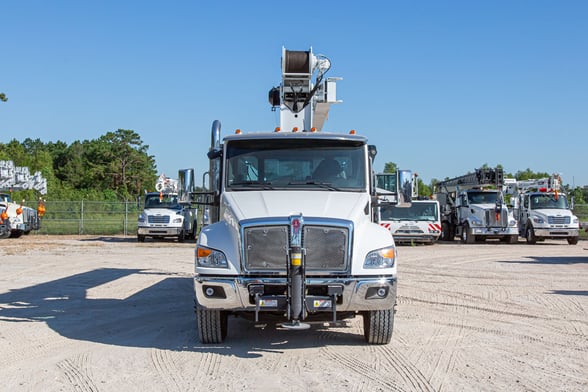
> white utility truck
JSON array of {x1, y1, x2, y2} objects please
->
[
  {"x1": 0, "y1": 160, "x2": 46, "y2": 239},
  {"x1": 504, "y1": 175, "x2": 579, "y2": 244},
  {"x1": 379, "y1": 200, "x2": 441, "y2": 244},
  {"x1": 192, "y1": 47, "x2": 412, "y2": 344},
  {"x1": 137, "y1": 172, "x2": 198, "y2": 242},
  {"x1": 434, "y1": 167, "x2": 518, "y2": 243}
]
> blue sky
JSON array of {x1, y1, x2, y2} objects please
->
[{"x1": 2, "y1": 1, "x2": 587, "y2": 187}]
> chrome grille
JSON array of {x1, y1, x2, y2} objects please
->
[
  {"x1": 548, "y1": 216, "x2": 570, "y2": 224},
  {"x1": 244, "y1": 225, "x2": 289, "y2": 270},
  {"x1": 243, "y1": 221, "x2": 350, "y2": 273},
  {"x1": 148, "y1": 215, "x2": 170, "y2": 224},
  {"x1": 303, "y1": 225, "x2": 348, "y2": 271},
  {"x1": 485, "y1": 209, "x2": 508, "y2": 227}
]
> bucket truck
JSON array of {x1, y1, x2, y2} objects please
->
[
  {"x1": 434, "y1": 167, "x2": 518, "y2": 243},
  {"x1": 191, "y1": 47, "x2": 413, "y2": 344},
  {"x1": 504, "y1": 175, "x2": 579, "y2": 244}
]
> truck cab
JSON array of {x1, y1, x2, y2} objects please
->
[
  {"x1": 514, "y1": 192, "x2": 579, "y2": 244},
  {"x1": 137, "y1": 191, "x2": 197, "y2": 242},
  {"x1": 379, "y1": 199, "x2": 441, "y2": 244},
  {"x1": 0, "y1": 193, "x2": 40, "y2": 238}
]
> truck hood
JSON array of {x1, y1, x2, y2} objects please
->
[
  {"x1": 223, "y1": 191, "x2": 370, "y2": 222},
  {"x1": 143, "y1": 207, "x2": 181, "y2": 215}
]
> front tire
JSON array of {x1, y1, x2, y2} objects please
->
[
  {"x1": 363, "y1": 309, "x2": 394, "y2": 345},
  {"x1": 461, "y1": 224, "x2": 475, "y2": 244},
  {"x1": 137, "y1": 235, "x2": 145, "y2": 243},
  {"x1": 196, "y1": 307, "x2": 228, "y2": 344},
  {"x1": 525, "y1": 225, "x2": 537, "y2": 244},
  {"x1": 567, "y1": 236, "x2": 579, "y2": 245}
]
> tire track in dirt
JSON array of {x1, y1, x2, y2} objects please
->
[
  {"x1": 150, "y1": 349, "x2": 187, "y2": 392},
  {"x1": 56, "y1": 353, "x2": 98, "y2": 392}
]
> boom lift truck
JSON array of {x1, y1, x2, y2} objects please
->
[
  {"x1": 504, "y1": 175, "x2": 579, "y2": 244},
  {"x1": 137, "y1": 172, "x2": 198, "y2": 242},
  {"x1": 192, "y1": 47, "x2": 412, "y2": 344},
  {"x1": 0, "y1": 160, "x2": 46, "y2": 239},
  {"x1": 434, "y1": 167, "x2": 518, "y2": 243}
]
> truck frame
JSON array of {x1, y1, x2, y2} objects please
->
[
  {"x1": 192, "y1": 47, "x2": 411, "y2": 344},
  {"x1": 434, "y1": 167, "x2": 518, "y2": 243}
]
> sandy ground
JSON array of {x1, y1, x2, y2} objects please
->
[{"x1": 0, "y1": 235, "x2": 587, "y2": 392}]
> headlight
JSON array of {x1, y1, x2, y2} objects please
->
[
  {"x1": 470, "y1": 218, "x2": 483, "y2": 226},
  {"x1": 573, "y1": 216, "x2": 579, "y2": 224},
  {"x1": 138, "y1": 213, "x2": 146, "y2": 223},
  {"x1": 173, "y1": 217, "x2": 183, "y2": 224},
  {"x1": 532, "y1": 216, "x2": 544, "y2": 224},
  {"x1": 509, "y1": 219, "x2": 517, "y2": 226},
  {"x1": 196, "y1": 246, "x2": 228, "y2": 268},
  {"x1": 364, "y1": 246, "x2": 395, "y2": 269}
]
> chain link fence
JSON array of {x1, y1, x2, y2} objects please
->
[
  {"x1": 14, "y1": 200, "x2": 588, "y2": 237},
  {"x1": 33, "y1": 200, "x2": 141, "y2": 235}
]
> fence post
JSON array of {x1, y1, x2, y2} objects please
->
[
  {"x1": 124, "y1": 200, "x2": 128, "y2": 236},
  {"x1": 80, "y1": 200, "x2": 84, "y2": 235}
]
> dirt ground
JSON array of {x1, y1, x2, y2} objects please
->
[{"x1": 0, "y1": 235, "x2": 587, "y2": 392}]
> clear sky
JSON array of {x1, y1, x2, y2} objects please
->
[{"x1": 2, "y1": 1, "x2": 587, "y2": 187}]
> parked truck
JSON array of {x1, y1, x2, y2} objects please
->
[
  {"x1": 137, "y1": 172, "x2": 198, "y2": 242},
  {"x1": 379, "y1": 200, "x2": 441, "y2": 244},
  {"x1": 0, "y1": 160, "x2": 46, "y2": 239},
  {"x1": 504, "y1": 175, "x2": 579, "y2": 244},
  {"x1": 434, "y1": 167, "x2": 518, "y2": 243},
  {"x1": 192, "y1": 47, "x2": 412, "y2": 344}
]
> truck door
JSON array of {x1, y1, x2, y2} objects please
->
[{"x1": 520, "y1": 195, "x2": 530, "y2": 225}]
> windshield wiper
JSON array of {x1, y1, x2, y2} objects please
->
[
  {"x1": 287, "y1": 180, "x2": 342, "y2": 191},
  {"x1": 230, "y1": 181, "x2": 274, "y2": 190}
]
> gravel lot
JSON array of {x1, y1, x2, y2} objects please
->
[{"x1": 0, "y1": 235, "x2": 587, "y2": 391}]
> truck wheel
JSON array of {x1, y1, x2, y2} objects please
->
[
  {"x1": 178, "y1": 230, "x2": 185, "y2": 243},
  {"x1": 363, "y1": 309, "x2": 394, "y2": 344},
  {"x1": 525, "y1": 225, "x2": 537, "y2": 244},
  {"x1": 567, "y1": 236, "x2": 579, "y2": 245},
  {"x1": 461, "y1": 224, "x2": 475, "y2": 244},
  {"x1": 196, "y1": 307, "x2": 228, "y2": 344},
  {"x1": 137, "y1": 235, "x2": 145, "y2": 243},
  {"x1": 507, "y1": 234, "x2": 518, "y2": 244},
  {"x1": 441, "y1": 222, "x2": 453, "y2": 241}
]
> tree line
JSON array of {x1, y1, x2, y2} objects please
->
[{"x1": 0, "y1": 129, "x2": 157, "y2": 203}]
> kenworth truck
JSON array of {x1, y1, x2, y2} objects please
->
[
  {"x1": 504, "y1": 175, "x2": 579, "y2": 244},
  {"x1": 137, "y1": 172, "x2": 198, "y2": 242},
  {"x1": 434, "y1": 167, "x2": 518, "y2": 243},
  {"x1": 192, "y1": 47, "x2": 411, "y2": 344}
]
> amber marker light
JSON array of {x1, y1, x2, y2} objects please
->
[
  {"x1": 380, "y1": 248, "x2": 395, "y2": 259},
  {"x1": 274, "y1": 127, "x2": 281, "y2": 132},
  {"x1": 197, "y1": 247, "x2": 212, "y2": 258},
  {"x1": 235, "y1": 129, "x2": 242, "y2": 134},
  {"x1": 349, "y1": 130, "x2": 356, "y2": 135},
  {"x1": 292, "y1": 127, "x2": 298, "y2": 132},
  {"x1": 310, "y1": 127, "x2": 317, "y2": 132}
]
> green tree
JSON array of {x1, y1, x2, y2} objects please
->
[
  {"x1": 0, "y1": 93, "x2": 6, "y2": 102},
  {"x1": 383, "y1": 162, "x2": 397, "y2": 174}
]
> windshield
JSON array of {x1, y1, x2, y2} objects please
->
[
  {"x1": 225, "y1": 138, "x2": 366, "y2": 191},
  {"x1": 144, "y1": 194, "x2": 180, "y2": 209},
  {"x1": 380, "y1": 202, "x2": 438, "y2": 222},
  {"x1": 530, "y1": 194, "x2": 569, "y2": 210},
  {"x1": 467, "y1": 191, "x2": 498, "y2": 204}
]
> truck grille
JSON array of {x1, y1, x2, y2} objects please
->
[
  {"x1": 148, "y1": 215, "x2": 170, "y2": 224},
  {"x1": 243, "y1": 222, "x2": 350, "y2": 273},
  {"x1": 485, "y1": 209, "x2": 508, "y2": 227},
  {"x1": 548, "y1": 216, "x2": 570, "y2": 224}
]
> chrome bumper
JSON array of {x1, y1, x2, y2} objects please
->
[
  {"x1": 534, "y1": 228, "x2": 579, "y2": 237},
  {"x1": 137, "y1": 226, "x2": 181, "y2": 236},
  {"x1": 470, "y1": 226, "x2": 518, "y2": 236},
  {"x1": 194, "y1": 275, "x2": 397, "y2": 312}
]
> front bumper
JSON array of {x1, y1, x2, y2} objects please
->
[
  {"x1": 194, "y1": 275, "x2": 397, "y2": 312},
  {"x1": 534, "y1": 227, "x2": 579, "y2": 237},
  {"x1": 393, "y1": 234, "x2": 439, "y2": 243},
  {"x1": 137, "y1": 226, "x2": 182, "y2": 236},
  {"x1": 469, "y1": 226, "x2": 518, "y2": 237}
]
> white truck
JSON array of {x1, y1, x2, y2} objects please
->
[
  {"x1": 504, "y1": 175, "x2": 579, "y2": 244},
  {"x1": 434, "y1": 167, "x2": 518, "y2": 243},
  {"x1": 379, "y1": 200, "x2": 441, "y2": 244},
  {"x1": 137, "y1": 172, "x2": 198, "y2": 242},
  {"x1": 0, "y1": 160, "x2": 46, "y2": 239},
  {"x1": 192, "y1": 47, "x2": 412, "y2": 344}
]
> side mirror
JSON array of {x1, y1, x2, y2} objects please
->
[{"x1": 396, "y1": 170, "x2": 413, "y2": 207}]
